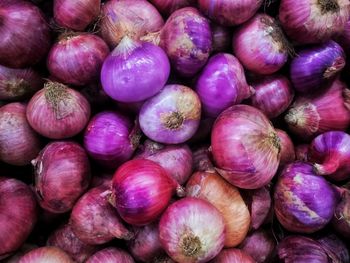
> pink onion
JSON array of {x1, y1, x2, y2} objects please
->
[
  {"x1": 27, "y1": 81, "x2": 91, "y2": 139},
  {"x1": 295, "y1": 144, "x2": 310, "y2": 161},
  {"x1": 149, "y1": 0, "x2": 195, "y2": 16},
  {"x1": 332, "y1": 188, "x2": 350, "y2": 239},
  {"x1": 159, "y1": 197, "x2": 225, "y2": 262},
  {"x1": 33, "y1": 141, "x2": 91, "y2": 213},
  {"x1": 19, "y1": 247, "x2": 73, "y2": 263},
  {"x1": 0, "y1": 177, "x2": 37, "y2": 260},
  {"x1": 276, "y1": 129, "x2": 296, "y2": 167},
  {"x1": 210, "y1": 248, "x2": 255, "y2": 263},
  {"x1": 86, "y1": 248, "x2": 134, "y2": 263},
  {"x1": 211, "y1": 24, "x2": 232, "y2": 53},
  {"x1": 0, "y1": 103, "x2": 41, "y2": 166}
]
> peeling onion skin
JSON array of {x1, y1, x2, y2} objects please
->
[
  {"x1": 149, "y1": 0, "x2": 196, "y2": 16},
  {"x1": 86, "y1": 248, "x2": 134, "y2": 263},
  {"x1": 18, "y1": 247, "x2": 73, "y2": 263},
  {"x1": 210, "y1": 248, "x2": 255, "y2": 263}
]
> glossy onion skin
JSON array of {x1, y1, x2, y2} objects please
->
[
  {"x1": 18, "y1": 247, "x2": 73, "y2": 263},
  {"x1": 210, "y1": 248, "x2": 255, "y2": 263},
  {"x1": 86, "y1": 248, "x2": 134, "y2": 263}
]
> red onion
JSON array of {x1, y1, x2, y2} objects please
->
[
  {"x1": 276, "y1": 129, "x2": 295, "y2": 167},
  {"x1": 159, "y1": 197, "x2": 225, "y2": 262},
  {"x1": 84, "y1": 111, "x2": 140, "y2": 169},
  {"x1": 70, "y1": 185, "x2": 133, "y2": 245},
  {"x1": 279, "y1": 0, "x2": 350, "y2": 44},
  {"x1": 210, "y1": 248, "x2": 255, "y2": 263},
  {"x1": 192, "y1": 145, "x2": 214, "y2": 172},
  {"x1": 100, "y1": 0, "x2": 164, "y2": 48},
  {"x1": 27, "y1": 82, "x2": 91, "y2": 139},
  {"x1": 316, "y1": 233, "x2": 350, "y2": 262},
  {"x1": 337, "y1": 19, "x2": 350, "y2": 54},
  {"x1": 86, "y1": 248, "x2": 134, "y2": 263},
  {"x1": 232, "y1": 14, "x2": 290, "y2": 75},
  {"x1": 33, "y1": 141, "x2": 91, "y2": 213},
  {"x1": 274, "y1": 162, "x2": 339, "y2": 233},
  {"x1": 0, "y1": 103, "x2": 41, "y2": 166},
  {"x1": 47, "y1": 33, "x2": 109, "y2": 86},
  {"x1": 53, "y1": 0, "x2": 100, "y2": 31},
  {"x1": 195, "y1": 53, "x2": 253, "y2": 118},
  {"x1": 211, "y1": 24, "x2": 232, "y2": 53},
  {"x1": 332, "y1": 188, "x2": 350, "y2": 239},
  {"x1": 101, "y1": 37, "x2": 170, "y2": 103},
  {"x1": 19, "y1": 247, "x2": 73, "y2": 263},
  {"x1": 295, "y1": 144, "x2": 310, "y2": 161},
  {"x1": 211, "y1": 105, "x2": 281, "y2": 189},
  {"x1": 198, "y1": 0, "x2": 262, "y2": 26},
  {"x1": 0, "y1": 65, "x2": 43, "y2": 101},
  {"x1": 149, "y1": 0, "x2": 195, "y2": 16},
  {"x1": 285, "y1": 79, "x2": 350, "y2": 140},
  {"x1": 139, "y1": 84, "x2": 201, "y2": 144},
  {"x1": 0, "y1": 0, "x2": 51, "y2": 68},
  {"x1": 0, "y1": 178, "x2": 37, "y2": 260}
]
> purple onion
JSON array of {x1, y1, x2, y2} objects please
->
[
  {"x1": 86, "y1": 248, "x2": 134, "y2": 263},
  {"x1": 316, "y1": 233, "x2": 350, "y2": 262},
  {"x1": 276, "y1": 129, "x2": 296, "y2": 167},
  {"x1": 332, "y1": 188, "x2": 350, "y2": 239},
  {"x1": 211, "y1": 24, "x2": 232, "y2": 53}
]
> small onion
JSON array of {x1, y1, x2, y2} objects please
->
[
  {"x1": 276, "y1": 129, "x2": 296, "y2": 167},
  {"x1": 27, "y1": 82, "x2": 91, "y2": 139},
  {"x1": 210, "y1": 248, "x2": 255, "y2": 263},
  {"x1": 316, "y1": 233, "x2": 350, "y2": 262},
  {"x1": 159, "y1": 197, "x2": 225, "y2": 263},
  {"x1": 332, "y1": 188, "x2": 350, "y2": 239},
  {"x1": 18, "y1": 247, "x2": 73, "y2": 263},
  {"x1": 295, "y1": 144, "x2": 310, "y2": 161},
  {"x1": 86, "y1": 248, "x2": 134, "y2": 263},
  {"x1": 211, "y1": 24, "x2": 232, "y2": 53},
  {"x1": 139, "y1": 84, "x2": 201, "y2": 144},
  {"x1": 33, "y1": 141, "x2": 91, "y2": 213},
  {"x1": 149, "y1": 0, "x2": 195, "y2": 16}
]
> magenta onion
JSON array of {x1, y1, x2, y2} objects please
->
[
  {"x1": 279, "y1": 0, "x2": 350, "y2": 44},
  {"x1": 27, "y1": 82, "x2": 91, "y2": 139},
  {"x1": 86, "y1": 248, "x2": 134, "y2": 263},
  {"x1": 47, "y1": 33, "x2": 109, "y2": 86},
  {"x1": 101, "y1": 37, "x2": 170, "y2": 103},
  {"x1": 84, "y1": 111, "x2": 140, "y2": 169},
  {"x1": 317, "y1": 233, "x2": 350, "y2": 262},
  {"x1": 19, "y1": 247, "x2": 73, "y2": 263},
  {"x1": 33, "y1": 141, "x2": 91, "y2": 213},
  {"x1": 332, "y1": 188, "x2": 350, "y2": 239},
  {"x1": 195, "y1": 53, "x2": 253, "y2": 118},
  {"x1": 211, "y1": 105, "x2": 281, "y2": 189},
  {"x1": 53, "y1": 0, "x2": 100, "y2": 31},
  {"x1": 149, "y1": 0, "x2": 195, "y2": 16},
  {"x1": 139, "y1": 84, "x2": 201, "y2": 144},
  {"x1": 100, "y1": 0, "x2": 163, "y2": 48},
  {"x1": 211, "y1": 24, "x2": 232, "y2": 53},
  {"x1": 274, "y1": 162, "x2": 339, "y2": 233},
  {"x1": 295, "y1": 144, "x2": 310, "y2": 161},
  {"x1": 0, "y1": 103, "x2": 41, "y2": 166},
  {"x1": 232, "y1": 14, "x2": 290, "y2": 75},
  {"x1": 198, "y1": 0, "x2": 262, "y2": 26},
  {"x1": 0, "y1": 65, "x2": 43, "y2": 101},
  {"x1": 276, "y1": 129, "x2": 296, "y2": 167},
  {"x1": 0, "y1": 0, "x2": 51, "y2": 68},
  {"x1": 210, "y1": 248, "x2": 255, "y2": 263},
  {"x1": 159, "y1": 197, "x2": 225, "y2": 262},
  {"x1": 0, "y1": 178, "x2": 37, "y2": 260}
]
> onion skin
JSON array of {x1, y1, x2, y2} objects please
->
[
  {"x1": 33, "y1": 141, "x2": 91, "y2": 214},
  {"x1": 274, "y1": 162, "x2": 339, "y2": 233},
  {"x1": 159, "y1": 197, "x2": 225, "y2": 263},
  {"x1": 195, "y1": 53, "x2": 253, "y2": 118},
  {"x1": 316, "y1": 233, "x2": 350, "y2": 262},
  {"x1": 0, "y1": 178, "x2": 37, "y2": 260},
  {"x1": 149, "y1": 0, "x2": 196, "y2": 16},
  {"x1": 279, "y1": 0, "x2": 350, "y2": 44},
  {"x1": 0, "y1": 0, "x2": 51, "y2": 68},
  {"x1": 211, "y1": 104, "x2": 281, "y2": 189},
  {"x1": 332, "y1": 188, "x2": 350, "y2": 239},
  {"x1": 211, "y1": 24, "x2": 232, "y2": 53},
  {"x1": 276, "y1": 129, "x2": 296, "y2": 167},
  {"x1": 0, "y1": 103, "x2": 41, "y2": 166},
  {"x1": 47, "y1": 33, "x2": 109, "y2": 86},
  {"x1": 86, "y1": 248, "x2": 134, "y2": 263},
  {"x1": 18, "y1": 247, "x2": 73, "y2": 263},
  {"x1": 295, "y1": 144, "x2": 310, "y2": 161},
  {"x1": 210, "y1": 248, "x2": 255, "y2": 263},
  {"x1": 53, "y1": 0, "x2": 100, "y2": 31},
  {"x1": 186, "y1": 171, "x2": 250, "y2": 247},
  {"x1": 232, "y1": 14, "x2": 289, "y2": 75}
]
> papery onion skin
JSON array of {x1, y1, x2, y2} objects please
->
[
  {"x1": 100, "y1": 0, "x2": 164, "y2": 48},
  {"x1": 0, "y1": 103, "x2": 41, "y2": 166},
  {"x1": 139, "y1": 84, "x2": 201, "y2": 144},
  {"x1": 47, "y1": 33, "x2": 109, "y2": 86},
  {"x1": 0, "y1": 178, "x2": 37, "y2": 260},
  {"x1": 211, "y1": 24, "x2": 232, "y2": 53},
  {"x1": 279, "y1": 0, "x2": 350, "y2": 44},
  {"x1": 27, "y1": 82, "x2": 91, "y2": 139},
  {"x1": 274, "y1": 162, "x2": 339, "y2": 233},
  {"x1": 159, "y1": 197, "x2": 225, "y2": 263},
  {"x1": 232, "y1": 14, "x2": 289, "y2": 75},
  {"x1": 211, "y1": 104, "x2": 281, "y2": 189},
  {"x1": 33, "y1": 141, "x2": 91, "y2": 214},
  {"x1": 0, "y1": 0, "x2": 51, "y2": 68},
  {"x1": 195, "y1": 53, "x2": 253, "y2": 118},
  {"x1": 53, "y1": 0, "x2": 100, "y2": 31},
  {"x1": 210, "y1": 248, "x2": 255, "y2": 263},
  {"x1": 316, "y1": 233, "x2": 350, "y2": 262},
  {"x1": 276, "y1": 129, "x2": 296, "y2": 167},
  {"x1": 86, "y1": 248, "x2": 134, "y2": 263},
  {"x1": 186, "y1": 171, "x2": 250, "y2": 247},
  {"x1": 18, "y1": 247, "x2": 73, "y2": 263},
  {"x1": 149, "y1": 0, "x2": 196, "y2": 16},
  {"x1": 332, "y1": 188, "x2": 350, "y2": 239},
  {"x1": 295, "y1": 144, "x2": 310, "y2": 161}
]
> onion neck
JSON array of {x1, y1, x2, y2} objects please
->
[
  {"x1": 180, "y1": 232, "x2": 202, "y2": 257},
  {"x1": 324, "y1": 57, "x2": 346, "y2": 79},
  {"x1": 44, "y1": 81, "x2": 71, "y2": 119},
  {"x1": 318, "y1": 0, "x2": 340, "y2": 14},
  {"x1": 112, "y1": 36, "x2": 141, "y2": 57}
]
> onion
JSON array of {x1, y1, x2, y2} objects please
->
[
  {"x1": 337, "y1": 19, "x2": 350, "y2": 54},
  {"x1": 211, "y1": 24, "x2": 232, "y2": 53},
  {"x1": 47, "y1": 33, "x2": 109, "y2": 86},
  {"x1": 101, "y1": 36, "x2": 170, "y2": 103},
  {"x1": 0, "y1": 177, "x2": 37, "y2": 260},
  {"x1": 0, "y1": 103, "x2": 41, "y2": 166},
  {"x1": 70, "y1": 185, "x2": 132, "y2": 245},
  {"x1": 0, "y1": 65, "x2": 43, "y2": 101},
  {"x1": 18, "y1": 247, "x2": 73, "y2": 263},
  {"x1": 295, "y1": 144, "x2": 310, "y2": 161},
  {"x1": 100, "y1": 0, "x2": 164, "y2": 48},
  {"x1": 210, "y1": 248, "x2": 255, "y2": 263},
  {"x1": 232, "y1": 14, "x2": 290, "y2": 75},
  {"x1": 159, "y1": 197, "x2": 225, "y2": 262},
  {"x1": 276, "y1": 129, "x2": 296, "y2": 167},
  {"x1": 192, "y1": 145, "x2": 214, "y2": 172},
  {"x1": 316, "y1": 233, "x2": 350, "y2": 262},
  {"x1": 274, "y1": 162, "x2": 339, "y2": 233},
  {"x1": 3, "y1": 244, "x2": 37, "y2": 263},
  {"x1": 84, "y1": 111, "x2": 140, "y2": 169},
  {"x1": 198, "y1": 0, "x2": 262, "y2": 26},
  {"x1": 186, "y1": 171, "x2": 250, "y2": 247},
  {"x1": 139, "y1": 84, "x2": 201, "y2": 144},
  {"x1": 0, "y1": 0, "x2": 51, "y2": 68},
  {"x1": 279, "y1": 0, "x2": 350, "y2": 44},
  {"x1": 149, "y1": 0, "x2": 195, "y2": 16},
  {"x1": 53, "y1": 0, "x2": 100, "y2": 31},
  {"x1": 33, "y1": 141, "x2": 91, "y2": 213},
  {"x1": 211, "y1": 104, "x2": 281, "y2": 189},
  {"x1": 332, "y1": 188, "x2": 350, "y2": 239},
  {"x1": 27, "y1": 81, "x2": 91, "y2": 139},
  {"x1": 195, "y1": 53, "x2": 253, "y2": 118},
  {"x1": 86, "y1": 248, "x2": 134, "y2": 263}
]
